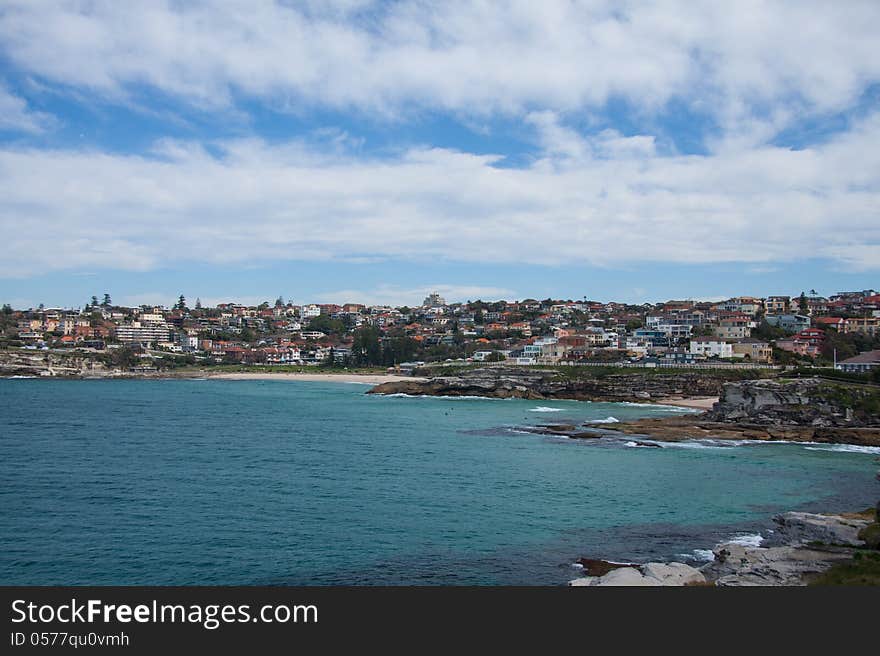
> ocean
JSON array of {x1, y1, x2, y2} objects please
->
[{"x1": 1, "y1": 378, "x2": 878, "y2": 585}]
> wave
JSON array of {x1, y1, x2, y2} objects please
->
[
  {"x1": 613, "y1": 401, "x2": 697, "y2": 413},
  {"x1": 377, "y1": 393, "x2": 510, "y2": 401},
  {"x1": 5, "y1": 375, "x2": 39, "y2": 379},
  {"x1": 585, "y1": 416, "x2": 619, "y2": 424},
  {"x1": 529, "y1": 406, "x2": 563, "y2": 413},
  {"x1": 803, "y1": 444, "x2": 880, "y2": 454},
  {"x1": 677, "y1": 549, "x2": 715, "y2": 562},
  {"x1": 727, "y1": 533, "x2": 764, "y2": 547}
]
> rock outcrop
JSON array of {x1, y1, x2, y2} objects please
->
[
  {"x1": 570, "y1": 511, "x2": 877, "y2": 587},
  {"x1": 706, "y1": 378, "x2": 880, "y2": 427},
  {"x1": 585, "y1": 377, "x2": 880, "y2": 445},
  {"x1": 0, "y1": 350, "x2": 115, "y2": 377},
  {"x1": 772, "y1": 511, "x2": 872, "y2": 547},
  {"x1": 368, "y1": 366, "x2": 750, "y2": 402},
  {"x1": 570, "y1": 562, "x2": 706, "y2": 586}
]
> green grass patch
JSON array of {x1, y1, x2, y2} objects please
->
[{"x1": 810, "y1": 551, "x2": 880, "y2": 586}]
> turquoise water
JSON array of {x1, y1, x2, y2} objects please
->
[{"x1": 1, "y1": 378, "x2": 878, "y2": 585}]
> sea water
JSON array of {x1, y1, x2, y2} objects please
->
[{"x1": 1, "y1": 378, "x2": 877, "y2": 585}]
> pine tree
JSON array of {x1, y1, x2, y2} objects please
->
[
  {"x1": 177, "y1": 294, "x2": 186, "y2": 311},
  {"x1": 102, "y1": 293, "x2": 111, "y2": 307},
  {"x1": 91, "y1": 295, "x2": 99, "y2": 307},
  {"x1": 195, "y1": 298, "x2": 202, "y2": 310}
]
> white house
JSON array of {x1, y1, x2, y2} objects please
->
[{"x1": 689, "y1": 337, "x2": 733, "y2": 359}]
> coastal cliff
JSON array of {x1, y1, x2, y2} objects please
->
[
  {"x1": 584, "y1": 377, "x2": 880, "y2": 445},
  {"x1": 367, "y1": 365, "x2": 759, "y2": 402},
  {"x1": 0, "y1": 350, "x2": 115, "y2": 377}
]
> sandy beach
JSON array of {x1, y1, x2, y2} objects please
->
[
  {"x1": 205, "y1": 372, "x2": 426, "y2": 385},
  {"x1": 654, "y1": 396, "x2": 718, "y2": 410}
]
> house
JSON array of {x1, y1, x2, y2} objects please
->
[
  {"x1": 814, "y1": 317, "x2": 845, "y2": 331},
  {"x1": 774, "y1": 328, "x2": 825, "y2": 358},
  {"x1": 763, "y1": 314, "x2": 810, "y2": 333},
  {"x1": 843, "y1": 316, "x2": 879, "y2": 337},
  {"x1": 731, "y1": 339, "x2": 773, "y2": 362},
  {"x1": 689, "y1": 337, "x2": 734, "y2": 359},
  {"x1": 715, "y1": 315, "x2": 753, "y2": 339},
  {"x1": 835, "y1": 350, "x2": 880, "y2": 374},
  {"x1": 764, "y1": 296, "x2": 791, "y2": 315}
]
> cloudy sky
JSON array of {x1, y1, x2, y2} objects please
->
[{"x1": 1, "y1": 1, "x2": 878, "y2": 309}]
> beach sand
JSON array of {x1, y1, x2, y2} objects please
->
[
  {"x1": 205, "y1": 372, "x2": 426, "y2": 385},
  {"x1": 654, "y1": 396, "x2": 718, "y2": 410}
]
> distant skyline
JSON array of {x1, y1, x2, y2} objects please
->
[{"x1": 1, "y1": 2, "x2": 879, "y2": 309}]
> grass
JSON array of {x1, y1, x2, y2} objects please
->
[
  {"x1": 810, "y1": 551, "x2": 880, "y2": 586},
  {"x1": 813, "y1": 382, "x2": 880, "y2": 415}
]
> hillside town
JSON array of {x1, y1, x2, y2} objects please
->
[{"x1": 1, "y1": 289, "x2": 879, "y2": 375}]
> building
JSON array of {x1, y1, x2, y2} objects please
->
[
  {"x1": 764, "y1": 314, "x2": 810, "y2": 333},
  {"x1": 731, "y1": 339, "x2": 773, "y2": 362},
  {"x1": 689, "y1": 337, "x2": 734, "y2": 359},
  {"x1": 422, "y1": 292, "x2": 446, "y2": 307},
  {"x1": 775, "y1": 328, "x2": 825, "y2": 358},
  {"x1": 715, "y1": 315, "x2": 753, "y2": 339},
  {"x1": 764, "y1": 296, "x2": 791, "y2": 315},
  {"x1": 843, "y1": 316, "x2": 880, "y2": 337},
  {"x1": 115, "y1": 322, "x2": 171, "y2": 345},
  {"x1": 835, "y1": 350, "x2": 880, "y2": 374}
]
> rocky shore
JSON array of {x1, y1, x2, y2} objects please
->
[
  {"x1": 570, "y1": 509, "x2": 880, "y2": 586},
  {"x1": 529, "y1": 378, "x2": 880, "y2": 446},
  {"x1": 0, "y1": 350, "x2": 116, "y2": 378},
  {"x1": 367, "y1": 365, "x2": 762, "y2": 402}
]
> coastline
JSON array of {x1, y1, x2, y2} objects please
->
[
  {"x1": 652, "y1": 396, "x2": 718, "y2": 410},
  {"x1": 202, "y1": 372, "x2": 427, "y2": 385},
  {"x1": 570, "y1": 508, "x2": 880, "y2": 586}
]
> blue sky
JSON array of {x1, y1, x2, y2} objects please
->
[{"x1": 0, "y1": 1, "x2": 878, "y2": 309}]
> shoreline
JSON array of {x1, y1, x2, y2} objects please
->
[
  {"x1": 652, "y1": 396, "x2": 718, "y2": 410},
  {"x1": 570, "y1": 509, "x2": 879, "y2": 586},
  {"x1": 202, "y1": 372, "x2": 427, "y2": 385}
]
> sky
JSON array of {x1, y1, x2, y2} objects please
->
[{"x1": 0, "y1": 0, "x2": 878, "y2": 309}]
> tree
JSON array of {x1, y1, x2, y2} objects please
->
[
  {"x1": 306, "y1": 314, "x2": 345, "y2": 335},
  {"x1": 195, "y1": 298, "x2": 202, "y2": 310},
  {"x1": 275, "y1": 297, "x2": 284, "y2": 307},
  {"x1": 102, "y1": 293, "x2": 111, "y2": 307},
  {"x1": 798, "y1": 291, "x2": 809, "y2": 314},
  {"x1": 352, "y1": 326, "x2": 382, "y2": 366},
  {"x1": 625, "y1": 318, "x2": 644, "y2": 331},
  {"x1": 91, "y1": 295, "x2": 99, "y2": 307},
  {"x1": 2, "y1": 303, "x2": 13, "y2": 315},
  {"x1": 486, "y1": 351, "x2": 506, "y2": 362},
  {"x1": 176, "y1": 294, "x2": 187, "y2": 311}
]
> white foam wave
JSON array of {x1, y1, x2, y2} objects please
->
[
  {"x1": 614, "y1": 401, "x2": 697, "y2": 412},
  {"x1": 677, "y1": 549, "x2": 715, "y2": 562},
  {"x1": 5, "y1": 375, "x2": 38, "y2": 379},
  {"x1": 727, "y1": 533, "x2": 764, "y2": 547},
  {"x1": 585, "y1": 416, "x2": 619, "y2": 424},
  {"x1": 804, "y1": 444, "x2": 880, "y2": 454},
  {"x1": 529, "y1": 406, "x2": 563, "y2": 412},
  {"x1": 378, "y1": 393, "x2": 509, "y2": 400}
]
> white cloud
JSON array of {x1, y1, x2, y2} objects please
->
[
  {"x1": 0, "y1": 84, "x2": 55, "y2": 133},
  {"x1": 312, "y1": 285, "x2": 518, "y2": 307},
  {"x1": 1, "y1": 0, "x2": 878, "y2": 137},
  {"x1": 0, "y1": 111, "x2": 878, "y2": 278}
]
